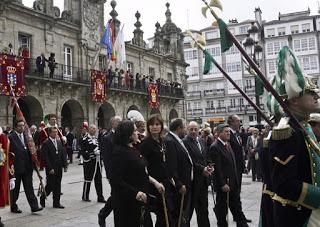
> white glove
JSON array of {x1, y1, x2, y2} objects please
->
[
  {"x1": 94, "y1": 147, "x2": 100, "y2": 155},
  {"x1": 62, "y1": 136, "x2": 67, "y2": 144},
  {"x1": 9, "y1": 178, "x2": 15, "y2": 190}
]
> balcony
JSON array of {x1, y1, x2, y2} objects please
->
[
  {"x1": 244, "y1": 86, "x2": 255, "y2": 93},
  {"x1": 23, "y1": 58, "x2": 184, "y2": 99},
  {"x1": 186, "y1": 91, "x2": 202, "y2": 98},
  {"x1": 187, "y1": 108, "x2": 204, "y2": 117},
  {"x1": 205, "y1": 107, "x2": 215, "y2": 115},
  {"x1": 227, "y1": 105, "x2": 246, "y2": 113},
  {"x1": 216, "y1": 107, "x2": 227, "y2": 113},
  {"x1": 203, "y1": 89, "x2": 225, "y2": 97}
]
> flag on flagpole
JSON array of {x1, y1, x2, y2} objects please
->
[
  {"x1": 115, "y1": 25, "x2": 126, "y2": 69},
  {"x1": 101, "y1": 20, "x2": 113, "y2": 59},
  {"x1": 217, "y1": 18, "x2": 233, "y2": 53}
]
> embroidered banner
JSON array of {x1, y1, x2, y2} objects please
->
[
  {"x1": 91, "y1": 69, "x2": 107, "y2": 102},
  {"x1": 0, "y1": 53, "x2": 25, "y2": 96},
  {"x1": 148, "y1": 83, "x2": 160, "y2": 109}
]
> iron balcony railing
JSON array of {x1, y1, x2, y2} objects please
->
[{"x1": 23, "y1": 58, "x2": 184, "y2": 99}]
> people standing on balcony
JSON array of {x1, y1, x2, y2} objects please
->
[
  {"x1": 129, "y1": 71, "x2": 134, "y2": 89},
  {"x1": 141, "y1": 75, "x2": 146, "y2": 90},
  {"x1": 48, "y1": 53, "x2": 57, "y2": 78},
  {"x1": 118, "y1": 69, "x2": 124, "y2": 88},
  {"x1": 124, "y1": 70, "x2": 130, "y2": 89},
  {"x1": 36, "y1": 53, "x2": 47, "y2": 76},
  {"x1": 135, "y1": 73, "x2": 141, "y2": 90},
  {"x1": 114, "y1": 68, "x2": 119, "y2": 87},
  {"x1": 107, "y1": 66, "x2": 114, "y2": 88}
]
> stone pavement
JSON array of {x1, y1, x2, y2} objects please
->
[{"x1": 0, "y1": 161, "x2": 262, "y2": 227}]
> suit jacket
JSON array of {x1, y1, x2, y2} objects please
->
[
  {"x1": 246, "y1": 135, "x2": 260, "y2": 158},
  {"x1": 66, "y1": 132, "x2": 74, "y2": 150},
  {"x1": 164, "y1": 132, "x2": 193, "y2": 191},
  {"x1": 208, "y1": 140, "x2": 238, "y2": 191},
  {"x1": 229, "y1": 131, "x2": 245, "y2": 174},
  {"x1": 9, "y1": 132, "x2": 34, "y2": 175},
  {"x1": 41, "y1": 138, "x2": 67, "y2": 175},
  {"x1": 36, "y1": 56, "x2": 46, "y2": 68},
  {"x1": 183, "y1": 135, "x2": 208, "y2": 179},
  {"x1": 101, "y1": 130, "x2": 115, "y2": 178}
]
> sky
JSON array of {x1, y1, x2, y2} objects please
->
[{"x1": 23, "y1": 0, "x2": 318, "y2": 42}]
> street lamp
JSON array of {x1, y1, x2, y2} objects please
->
[{"x1": 243, "y1": 21, "x2": 263, "y2": 128}]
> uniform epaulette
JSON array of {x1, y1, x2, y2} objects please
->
[
  {"x1": 263, "y1": 130, "x2": 272, "y2": 148},
  {"x1": 272, "y1": 117, "x2": 294, "y2": 140}
]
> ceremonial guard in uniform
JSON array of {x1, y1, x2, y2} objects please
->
[
  {"x1": 267, "y1": 46, "x2": 320, "y2": 227},
  {"x1": 0, "y1": 127, "x2": 15, "y2": 227},
  {"x1": 258, "y1": 125, "x2": 274, "y2": 227},
  {"x1": 38, "y1": 114, "x2": 66, "y2": 169},
  {"x1": 80, "y1": 124, "x2": 105, "y2": 202}
]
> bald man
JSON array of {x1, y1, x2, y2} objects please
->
[{"x1": 183, "y1": 121, "x2": 213, "y2": 227}]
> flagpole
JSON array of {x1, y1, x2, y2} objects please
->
[
  {"x1": 187, "y1": 31, "x2": 273, "y2": 126},
  {"x1": 200, "y1": 0, "x2": 309, "y2": 136}
]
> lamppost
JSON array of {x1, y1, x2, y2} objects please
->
[{"x1": 243, "y1": 21, "x2": 263, "y2": 128}]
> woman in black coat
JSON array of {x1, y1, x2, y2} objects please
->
[
  {"x1": 110, "y1": 120, "x2": 153, "y2": 227},
  {"x1": 140, "y1": 114, "x2": 174, "y2": 227}
]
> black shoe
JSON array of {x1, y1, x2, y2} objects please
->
[
  {"x1": 98, "y1": 213, "x2": 106, "y2": 227},
  {"x1": 97, "y1": 198, "x2": 107, "y2": 203},
  {"x1": 11, "y1": 208, "x2": 22, "y2": 213},
  {"x1": 82, "y1": 198, "x2": 91, "y2": 202},
  {"x1": 40, "y1": 197, "x2": 45, "y2": 208},
  {"x1": 31, "y1": 207, "x2": 43, "y2": 213},
  {"x1": 53, "y1": 204, "x2": 65, "y2": 209}
]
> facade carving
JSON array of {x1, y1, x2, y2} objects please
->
[{"x1": 0, "y1": 0, "x2": 186, "y2": 135}]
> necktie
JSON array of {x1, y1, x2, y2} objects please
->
[
  {"x1": 19, "y1": 134, "x2": 25, "y2": 147},
  {"x1": 53, "y1": 139, "x2": 57, "y2": 150},
  {"x1": 196, "y1": 139, "x2": 202, "y2": 153}
]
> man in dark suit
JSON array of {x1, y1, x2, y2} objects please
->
[
  {"x1": 208, "y1": 124, "x2": 248, "y2": 227},
  {"x1": 227, "y1": 115, "x2": 246, "y2": 190},
  {"x1": 164, "y1": 118, "x2": 193, "y2": 227},
  {"x1": 40, "y1": 126, "x2": 68, "y2": 209},
  {"x1": 65, "y1": 127, "x2": 75, "y2": 164},
  {"x1": 98, "y1": 116, "x2": 122, "y2": 227},
  {"x1": 183, "y1": 121, "x2": 213, "y2": 227},
  {"x1": 36, "y1": 53, "x2": 46, "y2": 76},
  {"x1": 9, "y1": 120, "x2": 43, "y2": 213},
  {"x1": 227, "y1": 115, "x2": 252, "y2": 224}
]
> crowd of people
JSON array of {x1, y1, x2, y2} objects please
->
[
  {"x1": 0, "y1": 111, "x2": 256, "y2": 227},
  {"x1": 104, "y1": 66, "x2": 184, "y2": 96}
]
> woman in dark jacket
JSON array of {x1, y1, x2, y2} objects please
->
[
  {"x1": 110, "y1": 120, "x2": 154, "y2": 227},
  {"x1": 140, "y1": 114, "x2": 174, "y2": 227}
]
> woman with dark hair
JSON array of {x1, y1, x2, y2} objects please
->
[
  {"x1": 110, "y1": 120, "x2": 154, "y2": 227},
  {"x1": 140, "y1": 114, "x2": 174, "y2": 227}
]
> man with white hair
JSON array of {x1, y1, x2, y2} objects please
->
[
  {"x1": 183, "y1": 121, "x2": 213, "y2": 227},
  {"x1": 80, "y1": 124, "x2": 105, "y2": 203}
]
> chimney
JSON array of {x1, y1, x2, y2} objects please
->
[{"x1": 254, "y1": 7, "x2": 262, "y2": 27}]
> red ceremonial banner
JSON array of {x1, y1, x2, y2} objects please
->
[
  {"x1": 0, "y1": 53, "x2": 25, "y2": 96},
  {"x1": 148, "y1": 83, "x2": 160, "y2": 109},
  {"x1": 91, "y1": 69, "x2": 107, "y2": 102}
]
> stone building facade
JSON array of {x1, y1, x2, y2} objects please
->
[{"x1": 0, "y1": 0, "x2": 187, "y2": 133}]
